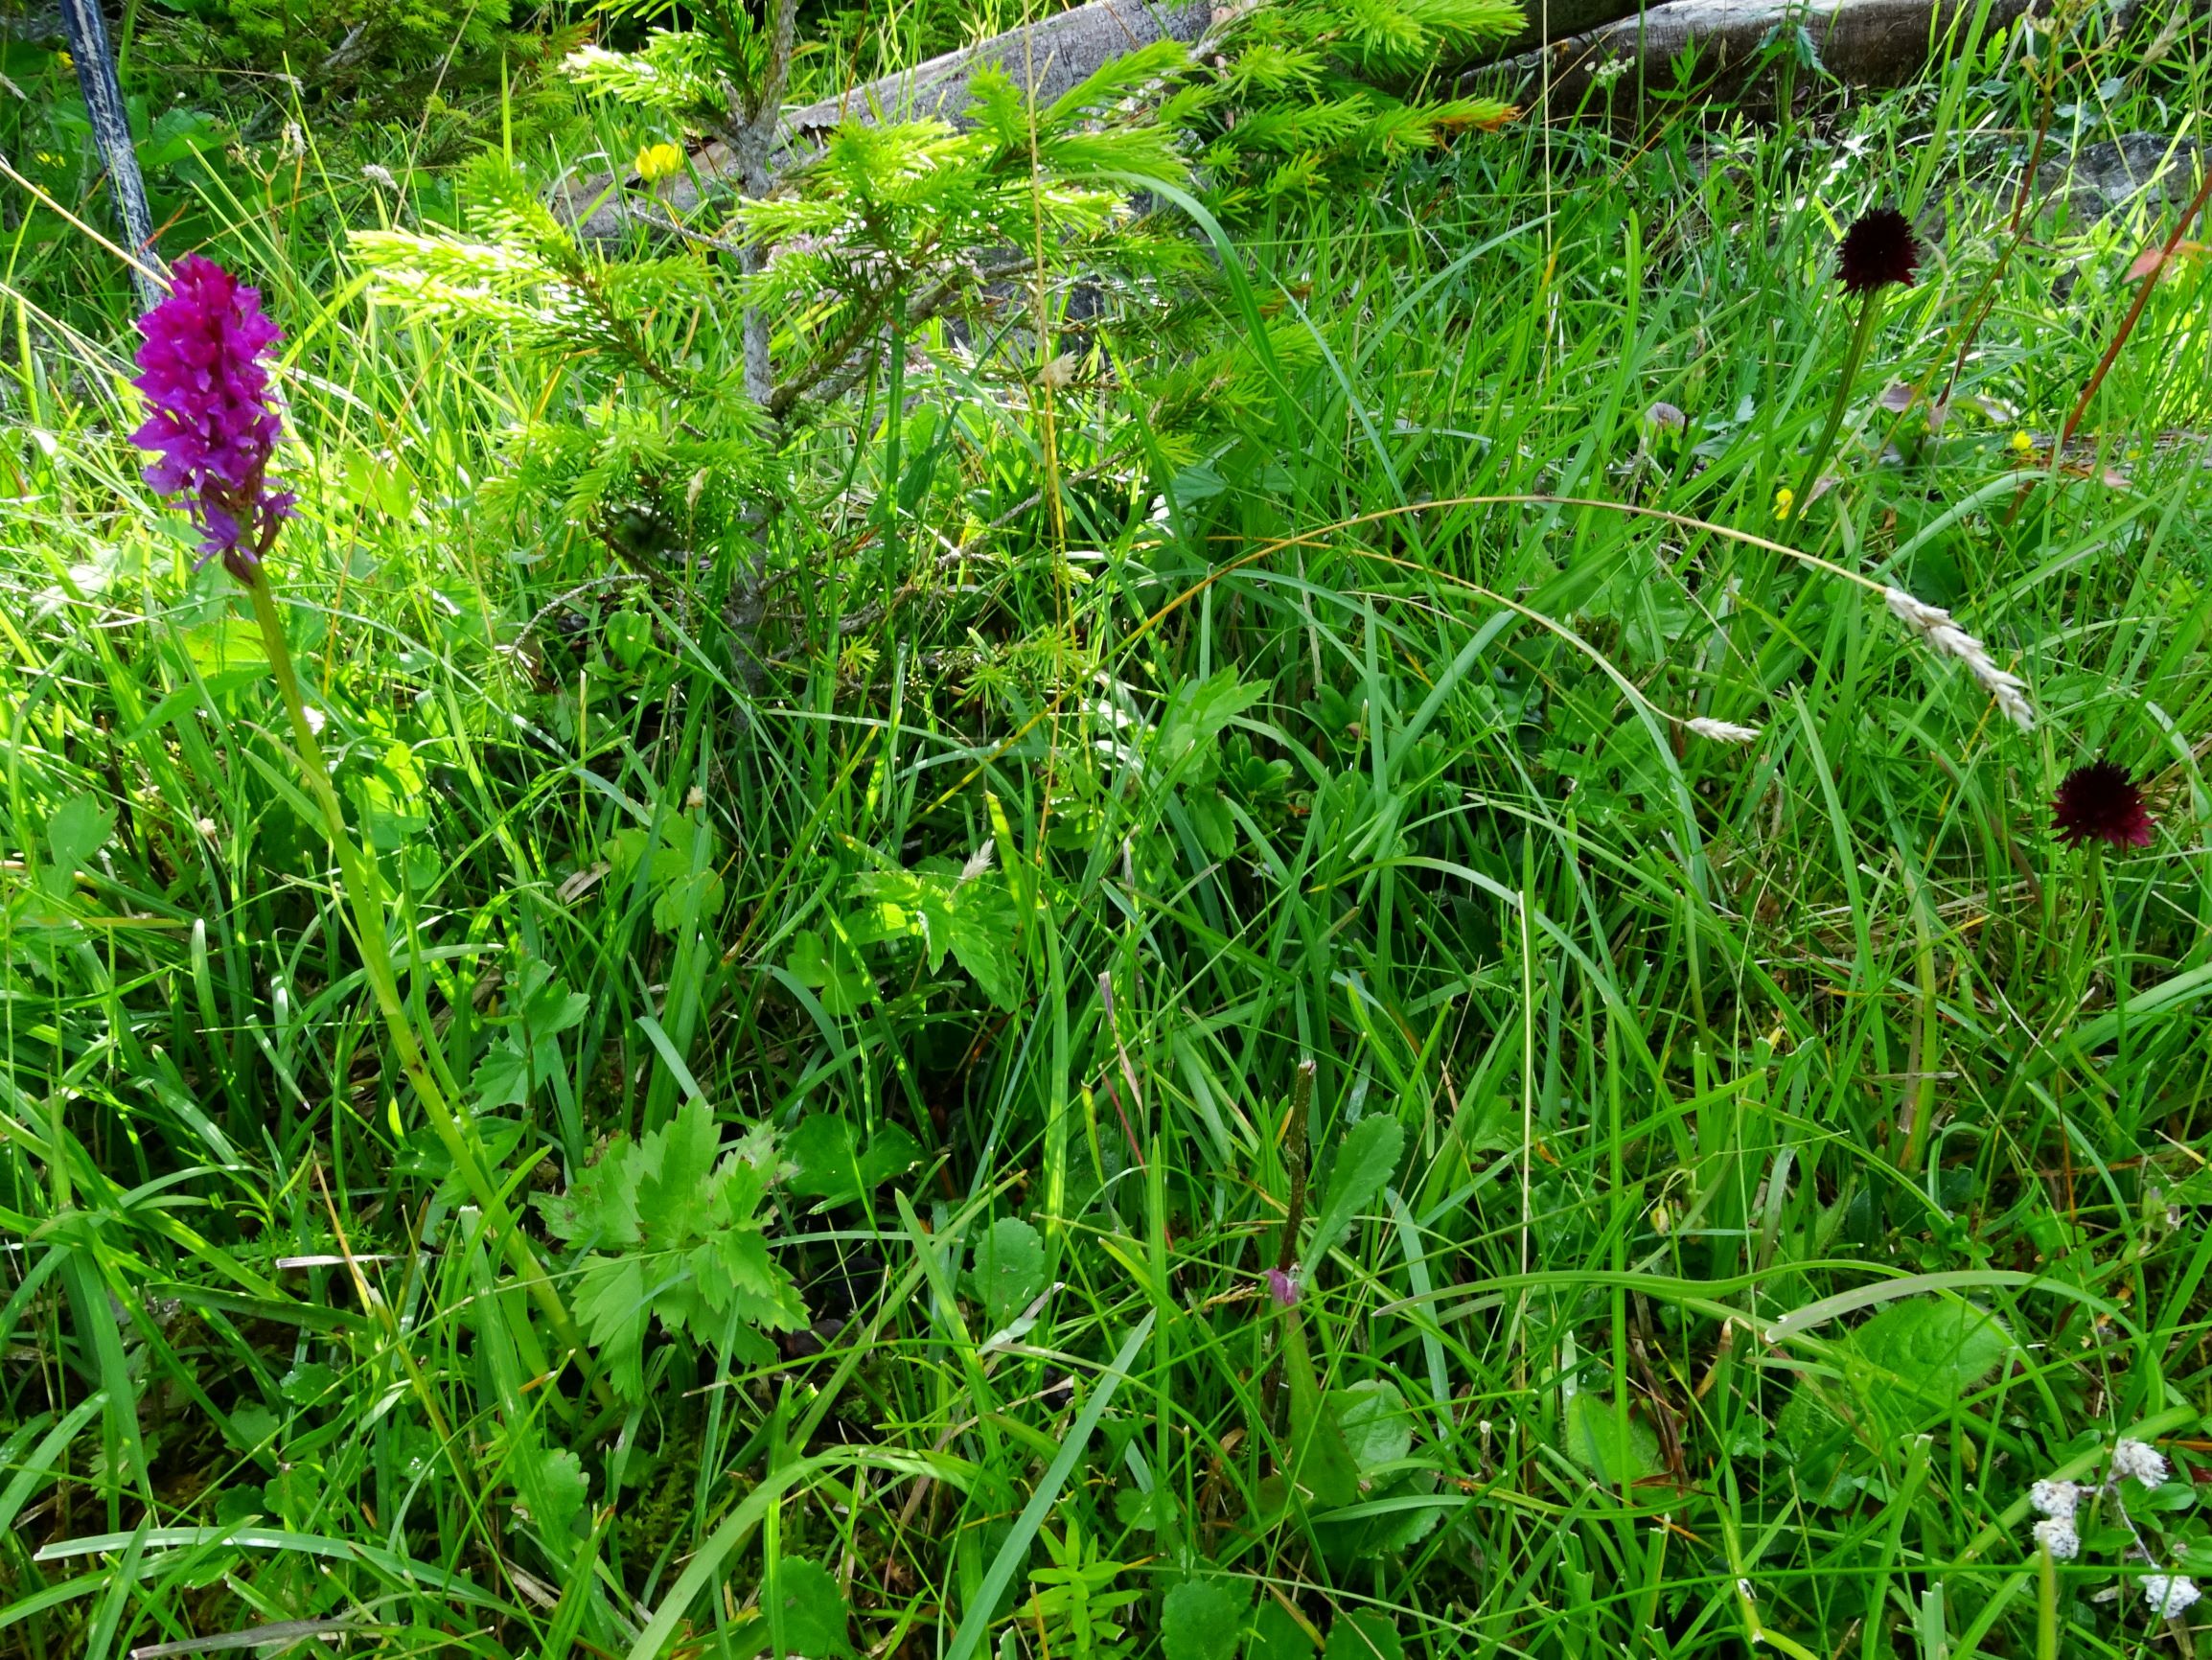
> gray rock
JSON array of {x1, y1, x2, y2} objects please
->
[{"x1": 2034, "y1": 132, "x2": 2204, "y2": 229}]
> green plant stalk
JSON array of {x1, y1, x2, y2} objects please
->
[
  {"x1": 1795, "y1": 287, "x2": 1888, "y2": 513},
  {"x1": 2038, "y1": 1542, "x2": 2060, "y2": 1660},
  {"x1": 244, "y1": 576, "x2": 596, "y2": 1395}
]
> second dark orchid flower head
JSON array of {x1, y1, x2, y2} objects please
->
[
  {"x1": 1836, "y1": 207, "x2": 1921, "y2": 295},
  {"x1": 130, "y1": 254, "x2": 294, "y2": 584},
  {"x1": 2053, "y1": 761, "x2": 2154, "y2": 850}
]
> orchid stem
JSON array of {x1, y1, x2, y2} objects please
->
[
  {"x1": 245, "y1": 576, "x2": 600, "y2": 1405},
  {"x1": 1795, "y1": 287, "x2": 1886, "y2": 513}
]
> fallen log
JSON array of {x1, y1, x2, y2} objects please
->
[
  {"x1": 1475, "y1": 0, "x2": 2158, "y2": 112},
  {"x1": 1485, "y1": 0, "x2": 2032, "y2": 108}
]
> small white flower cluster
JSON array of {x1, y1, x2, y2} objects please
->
[
  {"x1": 1883, "y1": 587, "x2": 2036, "y2": 732},
  {"x1": 2029, "y1": 1479, "x2": 2083, "y2": 1560},
  {"x1": 2144, "y1": 1575, "x2": 2202, "y2": 1620},
  {"x1": 2028, "y1": 1440, "x2": 2200, "y2": 1623},
  {"x1": 2111, "y1": 1438, "x2": 2170, "y2": 1487}
]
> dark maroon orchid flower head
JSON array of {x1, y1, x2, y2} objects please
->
[
  {"x1": 130, "y1": 254, "x2": 293, "y2": 581},
  {"x1": 2053, "y1": 761, "x2": 2154, "y2": 850},
  {"x1": 1836, "y1": 207, "x2": 1921, "y2": 295}
]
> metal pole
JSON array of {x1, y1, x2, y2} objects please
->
[{"x1": 58, "y1": 0, "x2": 165, "y2": 309}]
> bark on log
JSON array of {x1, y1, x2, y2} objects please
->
[
  {"x1": 555, "y1": 0, "x2": 1212, "y2": 242},
  {"x1": 1484, "y1": 0, "x2": 2034, "y2": 109}
]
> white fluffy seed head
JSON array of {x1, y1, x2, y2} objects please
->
[
  {"x1": 2033, "y1": 1516, "x2": 2082, "y2": 1560},
  {"x1": 2142, "y1": 1575, "x2": 2200, "y2": 1620},
  {"x1": 960, "y1": 839, "x2": 996, "y2": 884},
  {"x1": 2031, "y1": 1480, "x2": 2081, "y2": 1518},
  {"x1": 2113, "y1": 1439, "x2": 2171, "y2": 1488},
  {"x1": 1687, "y1": 717, "x2": 1763, "y2": 744}
]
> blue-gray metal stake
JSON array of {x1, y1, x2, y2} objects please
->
[{"x1": 58, "y1": 0, "x2": 165, "y2": 309}]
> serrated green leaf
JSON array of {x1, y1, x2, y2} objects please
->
[
  {"x1": 773, "y1": 1556, "x2": 851, "y2": 1657},
  {"x1": 635, "y1": 1097, "x2": 721, "y2": 1246},
  {"x1": 945, "y1": 890, "x2": 1024, "y2": 1009},
  {"x1": 1163, "y1": 1579, "x2": 1247, "y2": 1660},
  {"x1": 471, "y1": 1043, "x2": 532, "y2": 1110},
  {"x1": 536, "y1": 1138, "x2": 642, "y2": 1248},
  {"x1": 573, "y1": 1255, "x2": 650, "y2": 1398},
  {"x1": 1306, "y1": 1115, "x2": 1404, "y2": 1263},
  {"x1": 524, "y1": 1444, "x2": 588, "y2": 1543}
]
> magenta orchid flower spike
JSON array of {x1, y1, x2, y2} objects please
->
[{"x1": 129, "y1": 254, "x2": 294, "y2": 582}]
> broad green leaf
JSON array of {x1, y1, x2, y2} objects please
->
[
  {"x1": 526, "y1": 1445, "x2": 588, "y2": 1542},
  {"x1": 1306, "y1": 1116, "x2": 1404, "y2": 1263},
  {"x1": 1852, "y1": 1297, "x2": 2014, "y2": 1393},
  {"x1": 1561, "y1": 1393, "x2": 1662, "y2": 1486},
  {"x1": 785, "y1": 1115, "x2": 864, "y2": 1203},
  {"x1": 471, "y1": 1043, "x2": 531, "y2": 1110},
  {"x1": 42, "y1": 795, "x2": 115, "y2": 896},
  {"x1": 1245, "y1": 1599, "x2": 1312, "y2": 1660},
  {"x1": 1322, "y1": 1611, "x2": 1403, "y2": 1660},
  {"x1": 604, "y1": 609, "x2": 653, "y2": 671},
  {"x1": 944, "y1": 884, "x2": 1024, "y2": 1009},
  {"x1": 1327, "y1": 1380, "x2": 1414, "y2": 1473},
  {"x1": 1780, "y1": 1299, "x2": 2014, "y2": 1501},
  {"x1": 773, "y1": 1556, "x2": 850, "y2": 1657},
  {"x1": 787, "y1": 928, "x2": 872, "y2": 1015},
  {"x1": 858, "y1": 1124, "x2": 924, "y2": 1188},
  {"x1": 972, "y1": 1217, "x2": 1047, "y2": 1328},
  {"x1": 1163, "y1": 1579, "x2": 1247, "y2": 1660},
  {"x1": 785, "y1": 1116, "x2": 926, "y2": 1207},
  {"x1": 1280, "y1": 1314, "x2": 1361, "y2": 1511}
]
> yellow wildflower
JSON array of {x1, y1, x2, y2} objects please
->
[
  {"x1": 1773, "y1": 487, "x2": 1794, "y2": 521},
  {"x1": 2011, "y1": 430, "x2": 2035, "y2": 454},
  {"x1": 634, "y1": 142, "x2": 685, "y2": 183}
]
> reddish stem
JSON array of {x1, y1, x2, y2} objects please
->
[{"x1": 2055, "y1": 166, "x2": 2212, "y2": 457}]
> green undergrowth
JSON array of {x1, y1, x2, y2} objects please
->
[{"x1": 4, "y1": 7, "x2": 2212, "y2": 1657}]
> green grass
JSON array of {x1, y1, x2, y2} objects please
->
[{"x1": 4, "y1": 5, "x2": 2212, "y2": 1657}]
